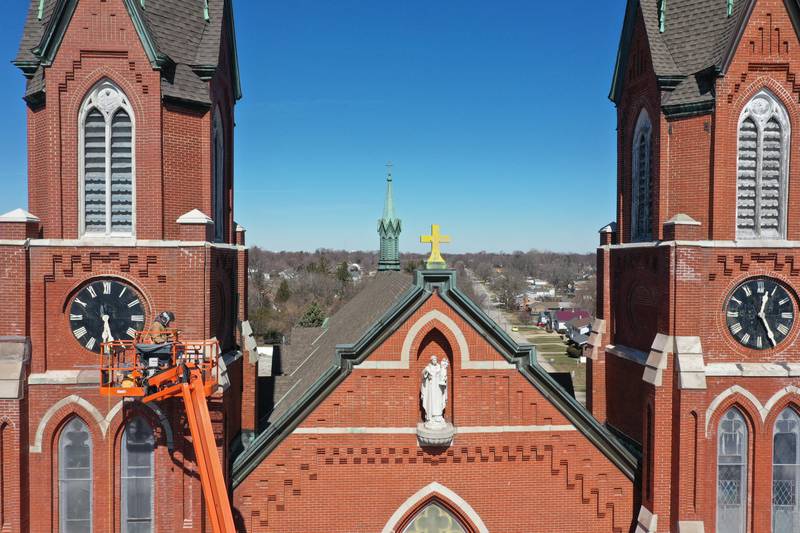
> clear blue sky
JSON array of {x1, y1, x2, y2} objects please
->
[{"x1": 0, "y1": 1, "x2": 625, "y2": 253}]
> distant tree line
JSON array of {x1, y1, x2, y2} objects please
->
[{"x1": 247, "y1": 248, "x2": 595, "y2": 342}]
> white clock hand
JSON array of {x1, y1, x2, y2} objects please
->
[{"x1": 758, "y1": 293, "x2": 777, "y2": 346}]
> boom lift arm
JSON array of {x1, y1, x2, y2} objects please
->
[{"x1": 100, "y1": 332, "x2": 236, "y2": 533}]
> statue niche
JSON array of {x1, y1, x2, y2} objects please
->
[{"x1": 415, "y1": 327, "x2": 455, "y2": 447}]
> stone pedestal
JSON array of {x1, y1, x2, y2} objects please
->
[{"x1": 416, "y1": 422, "x2": 455, "y2": 447}]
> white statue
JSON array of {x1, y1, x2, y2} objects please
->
[{"x1": 421, "y1": 356, "x2": 449, "y2": 428}]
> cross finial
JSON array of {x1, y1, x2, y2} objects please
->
[
  {"x1": 386, "y1": 160, "x2": 393, "y2": 181},
  {"x1": 420, "y1": 224, "x2": 451, "y2": 270}
]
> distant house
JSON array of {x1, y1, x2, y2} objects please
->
[
  {"x1": 552, "y1": 309, "x2": 591, "y2": 333},
  {"x1": 566, "y1": 316, "x2": 593, "y2": 346}
]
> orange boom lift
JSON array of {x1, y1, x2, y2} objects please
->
[{"x1": 99, "y1": 331, "x2": 236, "y2": 533}]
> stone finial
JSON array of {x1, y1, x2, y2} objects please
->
[
  {"x1": 378, "y1": 163, "x2": 402, "y2": 271},
  {"x1": 177, "y1": 209, "x2": 213, "y2": 241},
  {"x1": 0, "y1": 208, "x2": 41, "y2": 239}
]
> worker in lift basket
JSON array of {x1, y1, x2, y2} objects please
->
[{"x1": 145, "y1": 311, "x2": 175, "y2": 344}]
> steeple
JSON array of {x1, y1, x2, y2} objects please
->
[{"x1": 378, "y1": 162, "x2": 401, "y2": 271}]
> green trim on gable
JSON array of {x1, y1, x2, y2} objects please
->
[
  {"x1": 225, "y1": 0, "x2": 243, "y2": 100},
  {"x1": 231, "y1": 270, "x2": 638, "y2": 487}
]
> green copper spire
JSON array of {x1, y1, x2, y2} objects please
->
[{"x1": 378, "y1": 162, "x2": 401, "y2": 272}]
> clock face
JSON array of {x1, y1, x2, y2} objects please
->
[
  {"x1": 68, "y1": 279, "x2": 146, "y2": 353},
  {"x1": 725, "y1": 277, "x2": 795, "y2": 350}
]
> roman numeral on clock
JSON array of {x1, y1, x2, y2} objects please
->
[
  {"x1": 731, "y1": 323, "x2": 743, "y2": 335},
  {"x1": 126, "y1": 328, "x2": 137, "y2": 338},
  {"x1": 131, "y1": 315, "x2": 144, "y2": 323},
  {"x1": 74, "y1": 298, "x2": 87, "y2": 308},
  {"x1": 727, "y1": 310, "x2": 739, "y2": 318},
  {"x1": 85, "y1": 337, "x2": 96, "y2": 350},
  {"x1": 741, "y1": 333, "x2": 750, "y2": 344},
  {"x1": 102, "y1": 281, "x2": 111, "y2": 294},
  {"x1": 780, "y1": 297, "x2": 790, "y2": 306},
  {"x1": 87, "y1": 285, "x2": 97, "y2": 298},
  {"x1": 127, "y1": 298, "x2": 140, "y2": 308},
  {"x1": 782, "y1": 312, "x2": 793, "y2": 320},
  {"x1": 743, "y1": 285, "x2": 752, "y2": 297},
  {"x1": 777, "y1": 323, "x2": 790, "y2": 335},
  {"x1": 69, "y1": 314, "x2": 83, "y2": 321},
  {"x1": 757, "y1": 281, "x2": 765, "y2": 293},
  {"x1": 73, "y1": 326, "x2": 87, "y2": 339}
]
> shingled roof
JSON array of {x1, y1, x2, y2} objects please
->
[
  {"x1": 14, "y1": 0, "x2": 241, "y2": 106},
  {"x1": 609, "y1": 0, "x2": 800, "y2": 116},
  {"x1": 267, "y1": 271, "x2": 414, "y2": 427}
]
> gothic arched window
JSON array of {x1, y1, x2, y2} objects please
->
[
  {"x1": 718, "y1": 408, "x2": 748, "y2": 533},
  {"x1": 736, "y1": 89, "x2": 790, "y2": 239},
  {"x1": 211, "y1": 107, "x2": 225, "y2": 242},
  {"x1": 59, "y1": 417, "x2": 92, "y2": 533},
  {"x1": 773, "y1": 408, "x2": 800, "y2": 532},
  {"x1": 402, "y1": 502, "x2": 467, "y2": 533},
  {"x1": 121, "y1": 416, "x2": 155, "y2": 533},
  {"x1": 79, "y1": 80, "x2": 135, "y2": 237},
  {"x1": 631, "y1": 109, "x2": 653, "y2": 241}
]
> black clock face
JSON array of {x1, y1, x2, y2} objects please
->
[
  {"x1": 725, "y1": 278, "x2": 795, "y2": 350},
  {"x1": 68, "y1": 279, "x2": 146, "y2": 353}
]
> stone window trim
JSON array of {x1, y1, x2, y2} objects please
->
[
  {"x1": 78, "y1": 78, "x2": 136, "y2": 239},
  {"x1": 631, "y1": 108, "x2": 653, "y2": 242},
  {"x1": 736, "y1": 89, "x2": 791, "y2": 240},
  {"x1": 773, "y1": 407, "x2": 800, "y2": 532},
  {"x1": 58, "y1": 416, "x2": 93, "y2": 533}
]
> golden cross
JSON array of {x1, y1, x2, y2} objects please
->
[{"x1": 420, "y1": 224, "x2": 451, "y2": 269}]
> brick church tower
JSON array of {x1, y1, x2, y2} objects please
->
[
  {"x1": 0, "y1": 1, "x2": 249, "y2": 531},
  {"x1": 590, "y1": 0, "x2": 800, "y2": 531}
]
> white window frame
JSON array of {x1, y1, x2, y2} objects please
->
[
  {"x1": 78, "y1": 79, "x2": 136, "y2": 238},
  {"x1": 631, "y1": 108, "x2": 653, "y2": 242},
  {"x1": 773, "y1": 407, "x2": 800, "y2": 532},
  {"x1": 211, "y1": 107, "x2": 225, "y2": 242},
  {"x1": 736, "y1": 89, "x2": 790, "y2": 240}
]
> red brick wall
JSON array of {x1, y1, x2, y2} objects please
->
[{"x1": 234, "y1": 295, "x2": 635, "y2": 532}]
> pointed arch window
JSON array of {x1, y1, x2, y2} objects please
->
[
  {"x1": 121, "y1": 416, "x2": 155, "y2": 533},
  {"x1": 59, "y1": 417, "x2": 92, "y2": 533},
  {"x1": 718, "y1": 408, "x2": 748, "y2": 533},
  {"x1": 631, "y1": 109, "x2": 653, "y2": 242},
  {"x1": 211, "y1": 107, "x2": 225, "y2": 242},
  {"x1": 402, "y1": 502, "x2": 467, "y2": 533},
  {"x1": 736, "y1": 89, "x2": 790, "y2": 239},
  {"x1": 773, "y1": 408, "x2": 800, "y2": 532},
  {"x1": 79, "y1": 80, "x2": 135, "y2": 237}
]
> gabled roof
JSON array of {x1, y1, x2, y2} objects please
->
[
  {"x1": 609, "y1": 0, "x2": 760, "y2": 115},
  {"x1": 231, "y1": 270, "x2": 638, "y2": 487},
  {"x1": 14, "y1": 0, "x2": 242, "y2": 105}
]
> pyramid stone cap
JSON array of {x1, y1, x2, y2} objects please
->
[
  {"x1": 664, "y1": 213, "x2": 701, "y2": 226},
  {"x1": 598, "y1": 221, "x2": 617, "y2": 233},
  {"x1": 235, "y1": 221, "x2": 246, "y2": 232},
  {"x1": 177, "y1": 209, "x2": 213, "y2": 225},
  {"x1": 0, "y1": 208, "x2": 40, "y2": 223}
]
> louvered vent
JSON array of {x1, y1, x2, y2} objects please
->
[
  {"x1": 736, "y1": 118, "x2": 757, "y2": 235},
  {"x1": 760, "y1": 118, "x2": 782, "y2": 237},
  {"x1": 736, "y1": 90, "x2": 789, "y2": 240},
  {"x1": 84, "y1": 109, "x2": 107, "y2": 233},
  {"x1": 110, "y1": 110, "x2": 133, "y2": 234},
  {"x1": 631, "y1": 110, "x2": 652, "y2": 242}
]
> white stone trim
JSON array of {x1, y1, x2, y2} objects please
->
[
  {"x1": 293, "y1": 424, "x2": 576, "y2": 435},
  {"x1": 643, "y1": 334, "x2": 673, "y2": 386},
  {"x1": 635, "y1": 505, "x2": 658, "y2": 533},
  {"x1": 356, "y1": 309, "x2": 513, "y2": 370},
  {"x1": 705, "y1": 362, "x2": 800, "y2": 377},
  {"x1": 9, "y1": 238, "x2": 245, "y2": 250},
  {"x1": 763, "y1": 386, "x2": 800, "y2": 417},
  {"x1": 677, "y1": 521, "x2": 705, "y2": 533},
  {"x1": 28, "y1": 370, "x2": 99, "y2": 385},
  {"x1": 704, "y1": 385, "x2": 762, "y2": 435},
  {"x1": 30, "y1": 395, "x2": 116, "y2": 453},
  {"x1": 665, "y1": 213, "x2": 701, "y2": 226},
  {"x1": 0, "y1": 208, "x2": 39, "y2": 223},
  {"x1": 602, "y1": 239, "x2": 800, "y2": 250},
  {"x1": 382, "y1": 481, "x2": 489, "y2": 533},
  {"x1": 176, "y1": 209, "x2": 213, "y2": 225}
]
